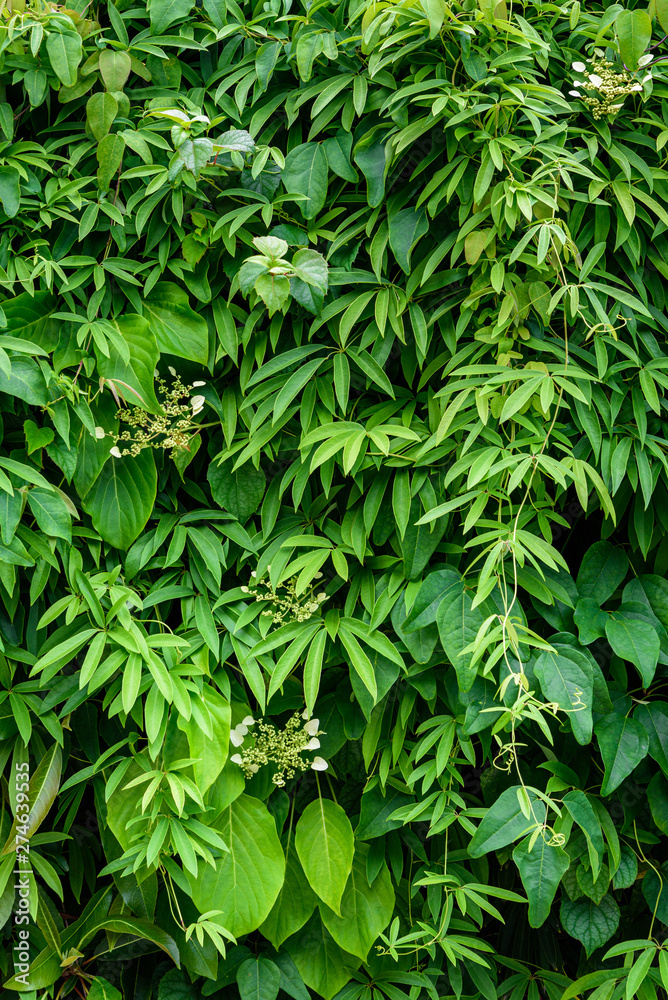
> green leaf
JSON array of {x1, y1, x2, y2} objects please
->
[
  {"x1": 45, "y1": 29, "x2": 82, "y2": 87},
  {"x1": 260, "y1": 842, "x2": 318, "y2": 949},
  {"x1": 97, "y1": 133, "x2": 125, "y2": 191},
  {"x1": 87, "y1": 978, "x2": 122, "y2": 1000},
  {"x1": 616, "y1": 9, "x2": 651, "y2": 70},
  {"x1": 282, "y1": 144, "x2": 328, "y2": 219},
  {"x1": 612, "y1": 845, "x2": 638, "y2": 890},
  {"x1": 150, "y1": 0, "x2": 194, "y2": 31},
  {"x1": 99, "y1": 49, "x2": 131, "y2": 91},
  {"x1": 255, "y1": 273, "x2": 291, "y2": 316},
  {"x1": 295, "y1": 798, "x2": 354, "y2": 915},
  {"x1": 534, "y1": 646, "x2": 593, "y2": 745},
  {"x1": 78, "y1": 916, "x2": 180, "y2": 966},
  {"x1": 468, "y1": 786, "x2": 540, "y2": 858},
  {"x1": 562, "y1": 790, "x2": 605, "y2": 881},
  {"x1": 190, "y1": 793, "x2": 285, "y2": 937},
  {"x1": 143, "y1": 282, "x2": 209, "y2": 364},
  {"x1": 237, "y1": 957, "x2": 281, "y2": 1000},
  {"x1": 636, "y1": 701, "x2": 668, "y2": 776},
  {"x1": 641, "y1": 861, "x2": 668, "y2": 923},
  {"x1": 605, "y1": 614, "x2": 660, "y2": 687},
  {"x1": 0, "y1": 357, "x2": 48, "y2": 404},
  {"x1": 86, "y1": 92, "x2": 118, "y2": 141},
  {"x1": 388, "y1": 208, "x2": 429, "y2": 274},
  {"x1": 648, "y1": 771, "x2": 668, "y2": 835},
  {"x1": 27, "y1": 487, "x2": 72, "y2": 541},
  {"x1": 560, "y1": 895, "x2": 620, "y2": 957},
  {"x1": 574, "y1": 598, "x2": 608, "y2": 644},
  {"x1": 0, "y1": 166, "x2": 20, "y2": 218},
  {"x1": 436, "y1": 574, "x2": 487, "y2": 692},
  {"x1": 356, "y1": 784, "x2": 414, "y2": 839},
  {"x1": 1, "y1": 744, "x2": 62, "y2": 854},
  {"x1": 84, "y1": 449, "x2": 157, "y2": 549},
  {"x1": 285, "y1": 912, "x2": 361, "y2": 1000},
  {"x1": 576, "y1": 541, "x2": 628, "y2": 604},
  {"x1": 319, "y1": 844, "x2": 394, "y2": 960},
  {"x1": 208, "y1": 460, "x2": 265, "y2": 522},
  {"x1": 513, "y1": 835, "x2": 569, "y2": 927},
  {"x1": 97, "y1": 314, "x2": 161, "y2": 413},
  {"x1": 176, "y1": 685, "x2": 230, "y2": 794},
  {"x1": 595, "y1": 714, "x2": 649, "y2": 796}
]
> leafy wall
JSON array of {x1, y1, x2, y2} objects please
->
[{"x1": 1, "y1": 0, "x2": 668, "y2": 997}]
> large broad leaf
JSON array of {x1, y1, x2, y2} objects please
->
[
  {"x1": 295, "y1": 798, "x2": 354, "y2": 915},
  {"x1": 595, "y1": 713, "x2": 649, "y2": 795},
  {"x1": 142, "y1": 282, "x2": 209, "y2": 364},
  {"x1": 534, "y1": 645, "x2": 593, "y2": 745},
  {"x1": 616, "y1": 9, "x2": 651, "y2": 70},
  {"x1": 73, "y1": 396, "x2": 119, "y2": 500},
  {"x1": 636, "y1": 701, "x2": 668, "y2": 775},
  {"x1": 605, "y1": 613, "x2": 660, "y2": 687},
  {"x1": 1, "y1": 743, "x2": 62, "y2": 854},
  {"x1": 402, "y1": 568, "x2": 462, "y2": 631},
  {"x1": 3, "y1": 290, "x2": 58, "y2": 351},
  {"x1": 560, "y1": 894, "x2": 620, "y2": 957},
  {"x1": 260, "y1": 842, "x2": 318, "y2": 949},
  {"x1": 285, "y1": 912, "x2": 361, "y2": 1000},
  {"x1": 97, "y1": 315, "x2": 161, "y2": 413},
  {"x1": 282, "y1": 143, "x2": 328, "y2": 219},
  {"x1": 468, "y1": 786, "x2": 540, "y2": 858},
  {"x1": 625, "y1": 575, "x2": 668, "y2": 632},
  {"x1": 318, "y1": 845, "x2": 394, "y2": 960},
  {"x1": 0, "y1": 357, "x2": 48, "y2": 404},
  {"x1": 26, "y1": 487, "x2": 71, "y2": 541},
  {"x1": 576, "y1": 541, "x2": 628, "y2": 605},
  {"x1": 513, "y1": 835, "x2": 570, "y2": 927},
  {"x1": 84, "y1": 449, "x2": 157, "y2": 550},
  {"x1": 641, "y1": 860, "x2": 668, "y2": 923},
  {"x1": 208, "y1": 460, "x2": 265, "y2": 522},
  {"x1": 647, "y1": 771, "x2": 668, "y2": 835},
  {"x1": 353, "y1": 131, "x2": 391, "y2": 207},
  {"x1": 0, "y1": 165, "x2": 20, "y2": 218},
  {"x1": 45, "y1": 29, "x2": 82, "y2": 87},
  {"x1": 190, "y1": 794, "x2": 285, "y2": 937},
  {"x1": 436, "y1": 573, "x2": 486, "y2": 692}
]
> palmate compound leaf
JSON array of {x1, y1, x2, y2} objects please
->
[
  {"x1": 189, "y1": 793, "x2": 285, "y2": 937},
  {"x1": 560, "y1": 894, "x2": 620, "y2": 956},
  {"x1": 513, "y1": 835, "x2": 570, "y2": 927}
]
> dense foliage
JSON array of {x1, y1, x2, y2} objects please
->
[{"x1": 3, "y1": 0, "x2": 668, "y2": 997}]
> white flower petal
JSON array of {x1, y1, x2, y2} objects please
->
[
  {"x1": 638, "y1": 53, "x2": 653, "y2": 67},
  {"x1": 191, "y1": 394, "x2": 205, "y2": 408},
  {"x1": 230, "y1": 754, "x2": 243, "y2": 765},
  {"x1": 304, "y1": 719, "x2": 320, "y2": 735},
  {"x1": 230, "y1": 730, "x2": 244, "y2": 746},
  {"x1": 302, "y1": 708, "x2": 310, "y2": 720},
  {"x1": 630, "y1": 83, "x2": 642, "y2": 91},
  {"x1": 95, "y1": 426, "x2": 106, "y2": 439},
  {"x1": 192, "y1": 380, "x2": 206, "y2": 387},
  {"x1": 305, "y1": 737, "x2": 320, "y2": 750},
  {"x1": 569, "y1": 90, "x2": 581, "y2": 97},
  {"x1": 311, "y1": 757, "x2": 328, "y2": 771},
  {"x1": 572, "y1": 61, "x2": 586, "y2": 72},
  {"x1": 242, "y1": 716, "x2": 255, "y2": 726},
  {"x1": 168, "y1": 366, "x2": 177, "y2": 376},
  {"x1": 110, "y1": 446, "x2": 122, "y2": 458},
  {"x1": 643, "y1": 73, "x2": 652, "y2": 83},
  {"x1": 588, "y1": 73, "x2": 602, "y2": 87},
  {"x1": 249, "y1": 764, "x2": 259, "y2": 773}
]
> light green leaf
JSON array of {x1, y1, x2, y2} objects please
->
[
  {"x1": 143, "y1": 282, "x2": 209, "y2": 364},
  {"x1": 616, "y1": 9, "x2": 651, "y2": 70},
  {"x1": 595, "y1": 713, "x2": 649, "y2": 796},
  {"x1": 260, "y1": 842, "x2": 318, "y2": 949},
  {"x1": 191, "y1": 793, "x2": 285, "y2": 937},
  {"x1": 84, "y1": 449, "x2": 157, "y2": 550},
  {"x1": 318, "y1": 844, "x2": 394, "y2": 960},
  {"x1": 285, "y1": 912, "x2": 361, "y2": 1000},
  {"x1": 295, "y1": 798, "x2": 354, "y2": 915}
]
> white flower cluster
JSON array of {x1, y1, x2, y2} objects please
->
[
  {"x1": 229, "y1": 710, "x2": 327, "y2": 785},
  {"x1": 100, "y1": 371, "x2": 208, "y2": 460},
  {"x1": 567, "y1": 52, "x2": 652, "y2": 118}
]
